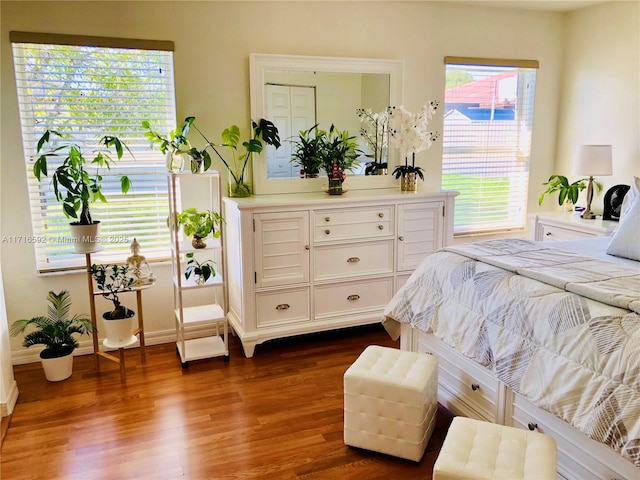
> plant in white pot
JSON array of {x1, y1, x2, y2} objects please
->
[
  {"x1": 33, "y1": 130, "x2": 133, "y2": 253},
  {"x1": 90, "y1": 264, "x2": 136, "y2": 347},
  {"x1": 10, "y1": 290, "x2": 93, "y2": 382}
]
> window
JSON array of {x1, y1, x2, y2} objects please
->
[
  {"x1": 11, "y1": 32, "x2": 176, "y2": 272},
  {"x1": 442, "y1": 57, "x2": 538, "y2": 234}
]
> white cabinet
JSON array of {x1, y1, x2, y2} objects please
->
[
  {"x1": 529, "y1": 211, "x2": 618, "y2": 242},
  {"x1": 223, "y1": 190, "x2": 456, "y2": 357},
  {"x1": 168, "y1": 172, "x2": 228, "y2": 367}
]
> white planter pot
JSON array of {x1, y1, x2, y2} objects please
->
[
  {"x1": 40, "y1": 352, "x2": 73, "y2": 382},
  {"x1": 102, "y1": 310, "x2": 135, "y2": 347},
  {"x1": 69, "y1": 222, "x2": 101, "y2": 254}
]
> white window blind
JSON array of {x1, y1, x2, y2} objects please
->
[
  {"x1": 11, "y1": 34, "x2": 176, "y2": 272},
  {"x1": 442, "y1": 58, "x2": 538, "y2": 234}
]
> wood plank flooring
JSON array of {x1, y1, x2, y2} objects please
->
[{"x1": 1, "y1": 324, "x2": 453, "y2": 479}]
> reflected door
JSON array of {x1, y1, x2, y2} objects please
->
[{"x1": 266, "y1": 84, "x2": 316, "y2": 178}]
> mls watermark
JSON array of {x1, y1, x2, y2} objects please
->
[{"x1": 2, "y1": 235, "x2": 131, "y2": 244}]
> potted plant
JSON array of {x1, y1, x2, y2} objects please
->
[
  {"x1": 90, "y1": 264, "x2": 135, "y2": 347},
  {"x1": 33, "y1": 129, "x2": 133, "y2": 253},
  {"x1": 289, "y1": 124, "x2": 325, "y2": 178},
  {"x1": 538, "y1": 175, "x2": 603, "y2": 210},
  {"x1": 184, "y1": 253, "x2": 217, "y2": 285},
  {"x1": 176, "y1": 208, "x2": 223, "y2": 248},
  {"x1": 356, "y1": 107, "x2": 389, "y2": 175},
  {"x1": 183, "y1": 117, "x2": 281, "y2": 197},
  {"x1": 388, "y1": 100, "x2": 440, "y2": 191},
  {"x1": 10, "y1": 290, "x2": 93, "y2": 382},
  {"x1": 142, "y1": 119, "x2": 211, "y2": 173},
  {"x1": 319, "y1": 125, "x2": 361, "y2": 195}
]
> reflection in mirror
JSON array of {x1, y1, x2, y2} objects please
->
[
  {"x1": 250, "y1": 54, "x2": 403, "y2": 195},
  {"x1": 264, "y1": 71, "x2": 390, "y2": 179}
]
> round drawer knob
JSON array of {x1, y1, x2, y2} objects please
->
[
  {"x1": 325, "y1": 216, "x2": 330, "y2": 222},
  {"x1": 528, "y1": 422, "x2": 538, "y2": 431},
  {"x1": 398, "y1": 236, "x2": 404, "y2": 241},
  {"x1": 305, "y1": 245, "x2": 310, "y2": 250},
  {"x1": 378, "y1": 225, "x2": 384, "y2": 230},
  {"x1": 378, "y1": 212, "x2": 384, "y2": 218},
  {"x1": 545, "y1": 232, "x2": 552, "y2": 236},
  {"x1": 325, "y1": 229, "x2": 331, "y2": 235},
  {"x1": 471, "y1": 383, "x2": 480, "y2": 391}
]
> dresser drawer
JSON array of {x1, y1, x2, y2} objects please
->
[
  {"x1": 313, "y1": 206, "x2": 394, "y2": 242},
  {"x1": 313, "y1": 240, "x2": 393, "y2": 281},
  {"x1": 255, "y1": 287, "x2": 310, "y2": 328},
  {"x1": 315, "y1": 277, "x2": 393, "y2": 319},
  {"x1": 540, "y1": 223, "x2": 598, "y2": 241}
]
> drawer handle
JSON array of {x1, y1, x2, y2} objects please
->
[
  {"x1": 528, "y1": 422, "x2": 538, "y2": 431},
  {"x1": 305, "y1": 245, "x2": 310, "y2": 251},
  {"x1": 378, "y1": 225, "x2": 384, "y2": 230},
  {"x1": 325, "y1": 216, "x2": 330, "y2": 222},
  {"x1": 378, "y1": 212, "x2": 384, "y2": 218},
  {"x1": 545, "y1": 232, "x2": 552, "y2": 236},
  {"x1": 347, "y1": 294, "x2": 360, "y2": 301},
  {"x1": 347, "y1": 257, "x2": 360, "y2": 263},
  {"x1": 398, "y1": 236, "x2": 404, "y2": 241},
  {"x1": 471, "y1": 383, "x2": 480, "y2": 391},
  {"x1": 275, "y1": 304, "x2": 290, "y2": 310},
  {"x1": 325, "y1": 229, "x2": 331, "y2": 235}
]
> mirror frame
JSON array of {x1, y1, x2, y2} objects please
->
[{"x1": 250, "y1": 53, "x2": 404, "y2": 195}]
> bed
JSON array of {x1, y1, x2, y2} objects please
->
[{"x1": 383, "y1": 237, "x2": 639, "y2": 480}]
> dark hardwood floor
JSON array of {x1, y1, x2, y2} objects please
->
[{"x1": 1, "y1": 324, "x2": 453, "y2": 479}]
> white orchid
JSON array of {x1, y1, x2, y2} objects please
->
[
  {"x1": 356, "y1": 107, "x2": 389, "y2": 166},
  {"x1": 388, "y1": 100, "x2": 440, "y2": 159}
]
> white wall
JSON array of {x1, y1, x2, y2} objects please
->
[
  {"x1": 0, "y1": 0, "x2": 634, "y2": 362},
  {"x1": 554, "y1": 0, "x2": 640, "y2": 213}
]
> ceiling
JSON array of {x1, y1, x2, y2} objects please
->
[{"x1": 435, "y1": 0, "x2": 611, "y2": 12}]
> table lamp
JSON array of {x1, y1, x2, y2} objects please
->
[{"x1": 573, "y1": 145, "x2": 612, "y2": 219}]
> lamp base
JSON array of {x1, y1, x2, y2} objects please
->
[{"x1": 580, "y1": 210, "x2": 596, "y2": 220}]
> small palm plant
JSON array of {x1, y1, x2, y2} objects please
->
[{"x1": 10, "y1": 290, "x2": 93, "y2": 359}]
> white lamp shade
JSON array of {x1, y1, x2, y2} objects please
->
[{"x1": 573, "y1": 145, "x2": 613, "y2": 176}]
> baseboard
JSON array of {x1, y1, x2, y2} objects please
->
[
  {"x1": 1, "y1": 380, "x2": 19, "y2": 416},
  {"x1": 11, "y1": 325, "x2": 213, "y2": 365}
]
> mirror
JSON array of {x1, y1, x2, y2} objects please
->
[{"x1": 250, "y1": 53, "x2": 403, "y2": 195}]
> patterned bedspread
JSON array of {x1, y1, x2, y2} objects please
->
[{"x1": 383, "y1": 239, "x2": 640, "y2": 467}]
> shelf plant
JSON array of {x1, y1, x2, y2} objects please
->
[
  {"x1": 289, "y1": 124, "x2": 325, "y2": 178},
  {"x1": 184, "y1": 253, "x2": 216, "y2": 284},
  {"x1": 143, "y1": 119, "x2": 211, "y2": 173},
  {"x1": 90, "y1": 264, "x2": 135, "y2": 320},
  {"x1": 319, "y1": 124, "x2": 361, "y2": 195},
  {"x1": 10, "y1": 290, "x2": 93, "y2": 381},
  {"x1": 176, "y1": 208, "x2": 223, "y2": 248}
]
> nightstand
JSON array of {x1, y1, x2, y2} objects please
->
[{"x1": 529, "y1": 211, "x2": 619, "y2": 242}]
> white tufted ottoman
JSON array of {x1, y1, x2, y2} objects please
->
[
  {"x1": 343, "y1": 345, "x2": 438, "y2": 462},
  {"x1": 433, "y1": 417, "x2": 557, "y2": 480}
]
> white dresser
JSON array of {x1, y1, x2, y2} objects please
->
[
  {"x1": 529, "y1": 211, "x2": 618, "y2": 242},
  {"x1": 223, "y1": 190, "x2": 457, "y2": 357}
]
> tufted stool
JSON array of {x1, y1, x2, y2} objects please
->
[
  {"x1": 433, "y1": 417, "x2": 557, "y2": 480},
  {"x1": 343, "y1": 345, "x2": 438, "y2": 461}
]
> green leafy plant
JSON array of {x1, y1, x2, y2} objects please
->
[
  {"x1": 176, "y1": 208, "x2": 223, "y2": 239},
  {"x1": 185, "y1": 117, "x2": 281, "y2": 195},
  {"x1": 90, "y1": 264, "x2": 135, "y2": 319},
  {"x1": 538, "y1": 175, "x2": 603, "y2": 206},
  {"x1": 289, "y1": 124, "x2": 325, "y2": 177},
  {"x1": 10, "y1": 290, "x2": 93, "y2": 359},
  {"x1": 142, "y1": 119, "x2": 212, "y2": 173},
  {"x1": 184, "y1": 253, "x2": 216, "y2": 283},
  {"x1": 319, "y1": 124, "x2": 362, "y2": 178},
  {"x1": 33, "y1": 130, "x2": 132, "y2": 224}
]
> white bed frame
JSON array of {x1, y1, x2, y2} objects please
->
[{"x1": 400, "y1": 324, "x2": 638, "y2": 480}]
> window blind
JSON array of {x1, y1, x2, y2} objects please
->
[
  {"x1": 442, "y1": 60, "x2": 538, "y2": 234},
  {"x1": 12, "y1": 39, "x2": 177, "y2": 272}
]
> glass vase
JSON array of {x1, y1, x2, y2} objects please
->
[
  {"x1": 327, "y1": 178, "x2": 343, "y2": 195},
  {"x1": 228, "y1": 170, "x2": 252, "y2": 197},
  {"x1": 166, "y1": 151, "x2": 185, "y2": 173}
]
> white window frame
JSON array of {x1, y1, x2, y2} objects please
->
[
  {"x1": 11, "y1": 32, "x2": 177, "y2": 273},
  {"x1": 442, "y1": 56, "x2": 539, "y2": 235}
]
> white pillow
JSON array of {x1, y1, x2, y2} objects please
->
[
  {"x1": 619, "y1": 176, "x2": 640, "y2": 221},
  {"x1": 607, "y1": 196, "x2": 640, "y2": 261}
]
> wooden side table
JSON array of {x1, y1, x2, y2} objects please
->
[{"x1": 85, "y1": 253, "x2": 152, "y2": 383}]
